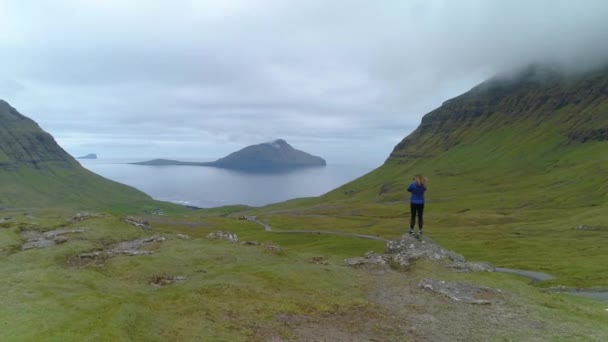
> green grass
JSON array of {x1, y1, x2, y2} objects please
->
[{"x1": 1, "y1": 211, "x2": 607, "y2": 340}]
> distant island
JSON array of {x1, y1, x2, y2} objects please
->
[
  {"x1": 76, "y1": 153, "x2": 97, "y2": 160},
  {"x1": 132, "y1": 139, "x2": 326, "y2": 172}
]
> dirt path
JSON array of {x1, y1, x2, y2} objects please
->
[
  {"x1": 277, "y1": 267, "x2": 568, "y2": 341},
  {"x1": 244, "y1": 216, "x2": 387, "y2": 241},
  {"x1": 495, "y1": 267, "x2": 555, "y2": 282}
]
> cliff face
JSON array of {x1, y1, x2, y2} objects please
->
[
  {"x1": 388, "y1": 66, "x2": 608, "y2": 163},
  {"x1": 0, "y1": 100, "x2": 77, "y2": 168}
]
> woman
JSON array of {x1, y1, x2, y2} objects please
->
[{"x1": 407, "y1": 175, "x2": 427, "y2": 236}]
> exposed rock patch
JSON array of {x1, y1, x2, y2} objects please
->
[
  {"x1": 344, "y1": 251, "x2": 388, "y2": 267},
  {"x1": 21, "y1": 228, "x2": 86, "y2": 250},
  {"x1": 307, "y1": 256, "x2": 329, "y2": 265},
  {"x1": 69, "y1": 212, "x2": 100, "y2": 223},
  {"x1": 176, "y1": 233, "x2": 191, "y2": 240},
  {"x1": 123, "y1": 216, "x2": 151, "y2": 230},
  {"x1": 345, "y1": 234, "x2": 495, "y2": 272},
  {"x1": 262, "y1": 241, "x2": 282, "y2": 254},
  {"x1": 206, "y1": 231, "x2": 240, "y2": 243},
  {"x1": 240, "y1": 240, "x2": 261, "y2": 246},
  {"x1": 149, "y1": 274, "x2": 188, "y2": 287},
  {"x1": 419, "y1": 279, "x2": 503, "y2": 305},
  {"x1": 76, "y1": 236, "x2": 166, "y2": 262}
]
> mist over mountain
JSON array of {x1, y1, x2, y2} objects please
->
[{"x1": 388, "y1": 64, "x2": 608, "y2": 164}]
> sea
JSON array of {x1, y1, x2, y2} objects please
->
[{"x1": 78, "y1": 159, "x2": 376, "y2": 208}]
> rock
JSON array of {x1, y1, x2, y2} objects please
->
[
  {"x1": 206, "y1": 231, "x2": 240, "y2": 243},
  {"x1": 77, "y1": 235, "x2": 166, "y2": 260},
  {"x1": 346, "y1": 234, "x2": 495, "y2": 272},
  {"x1": 69, "y1": 212, "x2": 100, "y2": 223},
  {"x1": 123, "y1": 216, "x2": 152, "y2": 230},
  {"x1": 385, "y1": 235, "x2": 465, "y2": 267},
  {"x1": 447, "y1": 261, "x2": 496, "y2": 272},
  {"x1": 149, "y1": 208, "x2": 164, "y2": 216},
  {"x1": 308, "y1": 256, "x2": 329, "y2": 265},
  {"x1": 176, "y1": 234, "x2": 191, "y2": 240},
  {"x1": 345, "y1": 252, "x2": 388, "y2": 267},
  {"x1": 262, "y1": 242, "x2": 282, "y2": 253},
  {"x1": 419, "y1": 279, "x2": 502, "y2": 304},
  {"x1": 149, "y1": 274, "x2": 188, "y2": 287},
  {"x1": 241, "y1": 241, "x2": 261, "y2": 246},
  {"x1": 54, "y1": 236, "x2": 69, "y2": 244},
  {"x1": 21, "y1": 228, "x2": 86, "y2": 250}
]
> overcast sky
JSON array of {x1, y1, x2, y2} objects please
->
[{"x1": 1, "y1": 0, "x2": 608, "y2": 166}]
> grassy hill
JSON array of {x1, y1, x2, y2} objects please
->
[
  {"x1": 0, "y1": 100, "x2": 180, "y2": 213},
  {"x1": 246, "y1": 66, "x2": 608, "y2": 287},
  {"x1": 1, "y1": 68, "x2": 607, "y2": 340}
]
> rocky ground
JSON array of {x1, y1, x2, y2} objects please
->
[{"x1": 263, "y1": 235, "x2": 564, "y2": 341}]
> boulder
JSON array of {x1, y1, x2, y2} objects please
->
[
  {"x1": 418, "y1": 279, "x2": 503, "y2": 305},
  {"x1": 206, "y1": 231, "x2": 240, "y2": 243},
  {"x1": 123, "y1": 216, "x2": 152, "y2": 230},
  {"x1": 345, "y1": 234, "x2": 495, "y2": 272},
  {"x1": 21, "y1": 228, "x2": 86, "y2": 250}
]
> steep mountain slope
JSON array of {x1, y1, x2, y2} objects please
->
[
  {"x1": 247, "y1": 66, "x2": 608, "y2": 287},
  {"x1": 0, "y1": 100, "x2": 159, "y2": 211},
  {"x1": 325, "y1": 66, "x2": 608, "y2": 209}
]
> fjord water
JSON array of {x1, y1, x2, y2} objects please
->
[{"x1": 79, "y1": 159, "x2": 373, "y2": 208}]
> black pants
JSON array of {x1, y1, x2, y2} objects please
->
[{"x1": 410, "y1": 203, "x2": 424, "y2": 230}]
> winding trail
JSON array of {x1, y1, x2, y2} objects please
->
[
  {"x1": 495, "y1": 267, "x2": 555, "y2": 282},
  {"x1": 243, "y1": 216, "x2": 387, "y2": 241}
]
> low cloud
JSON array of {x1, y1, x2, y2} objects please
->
[{"x1": 1, "y1": 0, "x2": 607, "y2": 165}]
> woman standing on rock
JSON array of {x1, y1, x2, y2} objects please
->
[{"x1": 408, "y1": 175, "x2": 427, "y2": 236}]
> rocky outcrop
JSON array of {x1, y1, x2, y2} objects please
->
[
  {"x1": 345, "y1": 234, "x2": 495, "y2": 272},
  {"x1": 123, "y1": 216, "x2": 152, "y2": 230},
  {"x1": 78, "y1": 235, "x2": 166, "y2": 259},
  {"x1": 418, "y1": 279, "x2": 503, "y2": 305},
  {"x1": 149, "y1": 274, "x2": 188, "y2": 287},
  {"x1": 21, "y1": 228, "x2": 86, "y2": 250},
  {"x1": 206, "y1": 231, "x2": 240, "y2": 243},
  {"x1": 69, "y1": 212, "x2": 100, "y2": 223}
]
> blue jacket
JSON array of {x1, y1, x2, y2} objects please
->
[{"x1": 407, "y1": 182, "x2": 426, "y2": 204}]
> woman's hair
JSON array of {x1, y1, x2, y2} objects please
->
[{"x1": 414, "y1": 175, "x2": 427, "y2": 187}]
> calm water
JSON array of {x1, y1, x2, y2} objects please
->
[{"x1": 79, "y1": 159, "x2": 374, "y2": 208}]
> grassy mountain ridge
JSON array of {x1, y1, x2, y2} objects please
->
[
  {"x1": 0, "y1": 100, "x2": 177, "y2": 212},
  {"x1": 0, "y1": 100, "x2": 77, "y2": 167},
  {"x1": 325, "y1": 66, "x2": 608, "y2": 208},
  {"x1": 246, "y1": 66, "x2": 608, "y2": 287}
]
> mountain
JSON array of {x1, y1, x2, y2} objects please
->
[
  {"x1": 251, "y1": 65, "x2": 608, "y2": 288},
  {"x1": 76, "y1": 153, "x2": 97, "y2": 159},
  {"x1": 212, "y1": 139, "x2": 326, "y2": 171},
  {"x1": 134, "y1": 139, "x2": 326, "y2": 171},
  {"x1": 0, "y1": 100, "x2": 158, "y2": 211},
  {"x1": 325, "y1": 65, "x2": 608, "y2": 208}
]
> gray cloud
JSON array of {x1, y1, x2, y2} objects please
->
[{"x1": 1, "y1": 0, "x2": 607, "y2": 165}]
